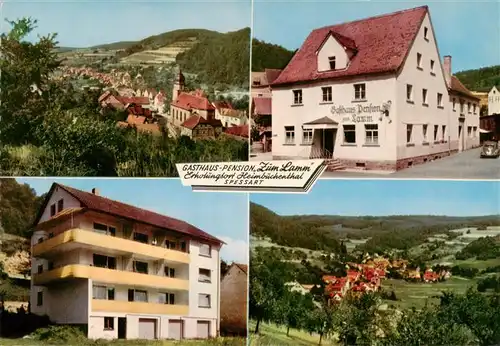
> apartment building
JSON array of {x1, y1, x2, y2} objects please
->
[
  {"x1": 30, "y1": 183, "x2": 223, "y2": 340},
  {"x1": 270, "y1": 6, "x2": 480, "y2": 171}
]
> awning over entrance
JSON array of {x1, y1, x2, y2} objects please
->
[
  {"x1": 479, "y1": 128, "x2": 492, "y2": 133},
  {"x1": 302, "y1": 116, "x2": 338, "y2": 130}
]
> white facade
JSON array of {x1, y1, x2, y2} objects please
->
[
  {"x1": 488, "y1": 86, "x2": 500, "y2": 115},
  {"x1": 31, "y1": 186, "x2": 221, "y2": 341},
  {"x1": 271, "y1": 12, "x2": 479, "y2": 170}
]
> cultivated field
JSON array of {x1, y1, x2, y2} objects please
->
[{"x1": 121, "y1": 40, "x2": 197, "y2": 65}]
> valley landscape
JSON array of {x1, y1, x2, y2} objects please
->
[
  {"x1": 0, "y1": 1, "x2": 259, "y2": 177},
  {"x1": 249, "y1": 181, "x2": 500, "y2": 346}
]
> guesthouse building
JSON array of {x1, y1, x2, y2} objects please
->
[{"x1": 270, "y1": 6, "x2": 480, "y2": 171}]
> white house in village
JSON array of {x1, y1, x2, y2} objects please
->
[
  {"x1": 270, "y1": 6, "x2": 480, "y2": 171},
  {"x1": 488, "y1": 86, "x2": 500, "y2": 115},
  {"x1": 30, "y1": 184, "x2": 222, "y2": 340}
]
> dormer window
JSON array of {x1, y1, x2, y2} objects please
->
[
  {"x1": 328, "y1": 56, "x2": 336, "y2": 70},
  {"x1": 424, "y1": 27, "x2": 429, "y2": 40}
]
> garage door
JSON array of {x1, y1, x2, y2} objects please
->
[
  {"x1": 197, "y1": 321, "x2": 210, "y2": 338},
  {"x1": 138, "y1": 318, "x2": 157, "y2": 340},
  {"x1": 168, "y1": 320, "x2": 182, "y2": 340}
]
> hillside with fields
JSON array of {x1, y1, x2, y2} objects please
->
[
  {"x1": 57, "y1": 28, "x2": 252, "y2": 87},
  {"x1": 250, "y1": 202, "x2": 500, "y2": 345}
]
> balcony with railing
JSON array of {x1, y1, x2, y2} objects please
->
[
  {"x1": 33, "y1": 263, "x2": 189, "y2": 290},
  {"x1": 33, "y1": 228, "x2": 190, "y2": 264}
]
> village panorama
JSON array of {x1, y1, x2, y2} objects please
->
[{"x1": 0, "y1": 14, "x2": 250, "y2": 177}]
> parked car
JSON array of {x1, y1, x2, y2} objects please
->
[{"x1": 480, "y1": 141, "x2": 500, "y2": 158}]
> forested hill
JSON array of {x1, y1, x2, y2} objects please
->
[
  {"x1": 452, "y1": 65, "x2": 500, "y2": 92},
  {"x1": 250, "y1": 202, "x2": 500, "y2": 252},
  {"x1": 251, "y1": 38, "x2": 295, "y2": 72},
  {"x1": 0, "y1": 179, "x2": 44, "y2": 238},
  {"x1": 176, "y1": 28, "x2": 251, "y2": 87}
]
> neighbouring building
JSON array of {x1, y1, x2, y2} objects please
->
[
  {"x1": 270, "y1": 6, "x2": 480, "y2": 171},
  {"x1": 251, "y1": 97, "x2": 272, "y2": 152},
  {"x1": 170, "y1": 71, "x2": 217, "y2": 127},
  {"x1": 480, "y1": 114, "x2": 500, "y2": 142},
  {"x1": 488, "y1": 86, "x2": 500, "y2": 115},
  {"x1": 30, "y1": 184, "x2": 223, "y2": 340},
  {"x1": 224, "y1": 124, "x2": 249, "y2": 141},
  {"x1": 251, "y1": 69, "x2": 282, "y2": 98},
  {"x1": 215, "y1": 108, "x2": 248, "y2": 128},
  {"x1": 180, "y1": 116, "x2": 221, "y2": 139},
  {"x1": 444, "y1": 56, "x2": 481, "y2": 152},
  {"x1": 220, "y1": 263, "x2": 247, "y2": 337}
]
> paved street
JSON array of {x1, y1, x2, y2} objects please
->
[{"x1": 322, "y1": 148, "x2": 500, "y2": 180}]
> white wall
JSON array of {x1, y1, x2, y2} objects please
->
[
  {"x1": 488, "y1": 86, "x2": 500, "y2": 115},
  {"x1": 395, "y1": 12, "x2": 453, "y2": 159},
  {"x1": 317, "y1": 35, "x2": 349, "y2": 72},
  {"x1": 272, "y1": 75, "x2": 397, "y2": 161},
  {"x1": 188, "y1": 240, "x2": 219, "y2": 334},
  {"x1": 39, "y1": 187, "x2": 80, "y2": 223}
]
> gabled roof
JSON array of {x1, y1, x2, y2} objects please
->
[
  {"x1": 304, "y1": 116, "x2": 338, "y2": 125},
  {"x1": 273, "y1": 6, "x2": 428, "y2": 86},
  {"x1": 252, "y1": 97, "x2": 272, "y2": 115},
  {"x1": 181, "y1": 115, "x2": 210, "y2": 130},
  {"x1": 116, "y1": 96, "x2": 150, "y2": 105},
  {"x1": 252, "y1": 69, "x2": 283, "y2": 87},
  {"x1": 449, "y1": 75, "x2": 480, "y2": 101},
  {"x1": 172, "y1": 92, "x2": 216, "y2": 111},
  {"x1": 225, "y1": 124, "x2": 249, "y2": 138},
  {"x1": 34, "y1": 183, "x2": 224, "y2": 245},
  {"x1": 233, "y1": 263, "x2": 248, "y2": 274}
]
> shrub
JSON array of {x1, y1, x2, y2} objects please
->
[{"x1": 30, "y1": 325, "x2": 87, "y2": 344}]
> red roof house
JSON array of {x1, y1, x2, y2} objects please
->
[
  {"x1": 173, "y1": 92, "x2": 215, "y2": 112},
  {"x1": 273, "y1": 6, "x2": 429, "y2": 86}
]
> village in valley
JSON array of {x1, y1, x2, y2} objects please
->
[
  {"x1": 57, "y1": 65, "x2": 249, "y2": 141},
  {"x1": 0, "y1": 1, "x2": 252, "y2": 176}
]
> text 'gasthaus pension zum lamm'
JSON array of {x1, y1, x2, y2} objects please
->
[{"x1": 180, "y1": 161, "x2": 313, "y2": 186}]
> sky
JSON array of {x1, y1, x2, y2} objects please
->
[
  {"x1": 253, "y1": 0, "x2": 500, "y2": 72},
  {"x1": 2, "y1": 0, "x2": 251, "y2": 47},
  {"x1": 251, "y1": 180, "x2": 500, "y2": 217},
  {"x1": 15, "y1": 178, "x2": 249, "y2": 264}
]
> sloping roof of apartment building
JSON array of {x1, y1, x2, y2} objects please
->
[
  {"x1": 273, "y1": 6, "x2": 428, "y2": 85},
  {"x1": 35, "y1": 183, "x2": 224, "y2": 244}
]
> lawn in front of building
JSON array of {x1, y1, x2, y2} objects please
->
[
  {"x1": 248, "y1": 320, "x2": 336, "y2": 346},
  {"x1": 0, "y1": 337, "x2": 246, "y2": 346}
]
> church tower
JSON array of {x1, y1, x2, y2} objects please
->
[{"x1": 172, "y1": 68, "x2": 185, "y2": 102}]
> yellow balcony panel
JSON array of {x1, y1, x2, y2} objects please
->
[
  {"x1": 32, "y1": 228, "x2": 190, "y2": 264},
  {"x1": 92, "y1": 299, "x2": 189, "y2": 315},
  {"x1": 33, "y1": 265, "x2": 189, "y2": 291}
]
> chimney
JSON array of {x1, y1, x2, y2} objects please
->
[
  {"x1": 91, "y1": 188, "x2": 100, "y2": 196},
  {"x1": 443, "y1": 55, "x2": 452, "y2": 87}
]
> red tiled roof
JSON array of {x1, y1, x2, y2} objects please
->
[
  {"x1": 450, "y1": 75, "x2": 480, "y2": 100},
  {"x1": 181, "y1": 115, "x2": 210, "y2": 130},
  {"x1": 273, "y1": 6, "x2": 428, "y2": 86},
  {"x1": 234, "y1": 263, "x2": 248, "y2": 274},
  {"x1": 264, "y1": 69, "x2": 283, "y2": 85},
  {"x1": 225, "y1": 124, "x2": 249, "y2": 138},
  {"x1": 213, "y1": 101, "x2": 234, "y2": 110},
  {"x1": 253, "y1": 97, "x2": 272, "y2": 115},
  {"x1": 172, "y1": 92, "x2": 216, "y2": 111},
  {"x1": 128, "y1": 104, "x2": 153, "y2": 117},
  {"x1": 117, "y1": 96, "x2": 150, "y2": 105},
  {"x1": 44, "y1": 183, "x2": 223, "y2": 244}
]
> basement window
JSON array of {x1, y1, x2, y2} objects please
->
[{"x1": 104, "y1": 317, "x2": 114, "y2": 331}]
